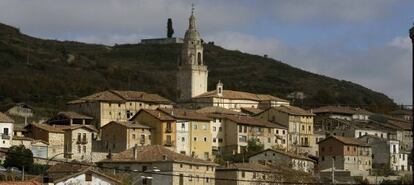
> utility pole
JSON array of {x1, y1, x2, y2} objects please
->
[{"x1": 22, "y1": 166, "x2": 25, "y2": 181}]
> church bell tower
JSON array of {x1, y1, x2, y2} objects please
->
[{"x1": 177, "y1": 6, "x2": 208, "y2": 102}]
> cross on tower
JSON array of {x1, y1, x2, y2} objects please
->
[{"x1": 191, "y1": 4, "x2": 194, "y2": 15}]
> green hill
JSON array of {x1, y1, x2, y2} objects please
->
[{"x1": 0, "y1": 23, "x2": 397, "y2": 115}]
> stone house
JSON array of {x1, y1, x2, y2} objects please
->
[
  {"x1": 100, "y1": 120, "x2": 151, "y2": 153},
  {"x1": 318, "y1": 135, "x2": 372, "y2": 176},
  {"x1": 25, "y1": 123, "x2": 65, "y2": 159},
  {"x1": 131, "y1": 109, "x2": 177, "y2": 151},
  {"x1": 358, "y1": 135, "x2": 410, "y2": 172},
  {"x1": 248, "y1": 149, "x2": 315, "y2": 173},
  {"x1": 215, "y1": 163, "x2": 272, "y2": 185},
  {"x1": 0, "y1": 112, "x2": 14, "y2": 148},
  {"x1": 389, "y1": 109, "x2": 412, "y2": 121},
  {"x1": 256, "y1": 106, "x2": 317, "y2": 156},
  {"x1": 56, "y1": 125, "x2": 97, "y2": 162},
  {"x1": 67, "y1": 90, "x2": 173, "y2": 128},
  {"x1": 158, "y1": 108, "x2": 213, "y2": 160},
  {"x1": 97, "y1": 145, "x2": 217, "y2": 185}
]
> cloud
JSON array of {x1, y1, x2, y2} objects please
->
[{"x1": 209, "y1": 32, "x2": 412, "y2": 104}]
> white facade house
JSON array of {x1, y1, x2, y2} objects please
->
[
  {"x1": 210, "y1": 116, "x2": 225, "y2": 155},
  {"x1": 0, "y1": 112, "x2": 14, "y2": 148},
  {"x1": 54, "y1": 170, "x2": 120, "y2": 185},
  {"x1": 355, "y1": 129, "x2": 388, "y2": 139},
  {"x1": 176, "y1": 120, "x2": 190, "y2": 155}
]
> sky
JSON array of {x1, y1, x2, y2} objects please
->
[{"x1": 0, "y1": 0, "x2": 412, "y2": 105}]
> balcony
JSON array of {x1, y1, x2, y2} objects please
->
[
  {"x1": 1, "y1": 134, "x2": 10, "y2": 140},
  {"x1": 165, "y1": 128, "x2": 172, "y2": 133},
  {"x1": 76, "y1": 140, "x2": 88, "y2": 144}
]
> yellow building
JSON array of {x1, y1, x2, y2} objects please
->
[
  {"x1": 158, "y1": 108, "x2": 213, "y2": 160},
  {"x1": 256, "y1": 105, "x2": 317, "y2": 156},
  {"x1": 67, "y1": 90, "x2": 173, "y2": 128},
  {"x1": 131, "y1": 109, "x2": 176, "y2": 151},
  {"x1": 100, "y1": 120, "x2": 151, "y2": 153}
]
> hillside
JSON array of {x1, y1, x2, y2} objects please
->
[{"x1": 0, "y1": 23, "x2": 397, "y2": 115}]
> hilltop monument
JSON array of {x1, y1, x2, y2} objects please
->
[{"x1": 176, "y1": 6, "x2": 208, "y2": 102}]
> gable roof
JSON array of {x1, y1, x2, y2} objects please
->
[
  {"x1": 267, "y1": 105, "x2": 314, "y2": 116},
  {"x1": 0, "y1": 112, "x2": 14, "y2": 123},
  {"x1": 193, "y1": 89, "x2": 288, "y2": 102},
  {"x1": 196, "y1": 106, "x2": 242, "y2": 115},
  {"x1": 0, "y1": 181, "x2": 40, "y2": 185},
  {"x1": 158, "y1": 108, "x2": 211, "y2": 121},
  {"x1": 103, "y1": 121, "x2": 151, "y2": 129},
  {"x1": 312, "y1": 106, "x2": 371, "y2": 115},
  {"x1": 249, "y1": 149, "x2": 315, "y2": 162},
  {"x1": 68, "y1": 90, "x2": 173, "y2": 104},
  {"x1": 224, "y1": 115, "x2": 284, "y2": 129},
  {"x1": 28, "y1": 123, "x2": 64, "y2": 133},
  {"x1": 319, "y1": 135, "x2": 370, "y2": 147},
  {"x1": 241, "y1": 107, "x2": 264, "y2": 115},
  {"x1": 216, "y1": 163, "x2": 271, "y2": 172},
  {"x1": 57, "y1": 111, "x2": 93, "y2": 120},
  {"x1": 47, "y1": 162, "x2": 121, "y2": 184},
  {"x1": 131, "y1": 109, "x2": 175, "y2": 121},
  {"x1": 99, "y1": 145, "x2": 217, "y2": 166},
  {"x1": 54, "y1": 125, "x2": 98, "y2": 132}
]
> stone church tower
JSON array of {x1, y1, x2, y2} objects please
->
[{"x1": 177, "y1": 9, "x2": 208, "y2": 102}]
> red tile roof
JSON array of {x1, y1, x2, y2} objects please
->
[
  {"x1": 68, "y1": 90, "x2": 173, "y2": 104},
  {"x1": 158, "y1": 108, "x2": 211, "y2": 121},
  {"x1": 0, "y1": 112, "x2": 14, "y2": 123},
  {"x1": 193, "y1": 89, "x2": 288, "y2": 102}
]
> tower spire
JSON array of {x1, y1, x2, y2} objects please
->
[{"x1": 189, "y1": 4, "x2": 196, "y2": 30}]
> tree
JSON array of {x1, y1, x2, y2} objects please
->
[
  {"x1": 3, "y1": 145, "x2": 34, "y2": 171},
  {"x1": 247, "y1": 138, "x2": 264, "y2": 155},
  {"x1": 167, "y1": 18, "x2": 174, "y2": 38}
]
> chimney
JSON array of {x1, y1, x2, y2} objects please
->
[
  {"x1": 133, "y1": 144, "x2": 138, "y2": 160},
  {"x1": 225, "y1": 161, "x2": 230, "y2": 168},
  {"x1": 107, "y1": 149, "x2": 112, "y2": 160}
]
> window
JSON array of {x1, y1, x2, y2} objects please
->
[
  {"x1": 268, "y1": 138, "x2": 271, "y2": 143},
  {"x1": 243, "y1": 126, "x2": 247, "y2": 133},
  {"x1": 193, "y1": 124, "x2": 198, "y2": 130},
  {"x1": 213, "y1": 138, "x2": 216, "y2": 143},
  {"x1": 85, "y1": 172, "x2": 92, "y2": 181},
  {"x1": 82, "y1": 133, "x2": 87, "y2": 142},
  {"x1": 194, "y1": 137, "x2": 197, "y2": 141},
  {"x1": 78, "y1": 145, "x2": 81, "y2": 153},
  {"x1": 166, "y1": 122, "x2": 172, "y2": 132},
  {"x1": 283, "y1": 130, "x2": 285, "y2": 134},
  {"x1": 181, "y1": 123, "x2": 185, "y2": 129},
  {"x1": 166, "y1": 135, "x2": 172, "y2": 145},
  {"x1": 142, "y1": 166, "x2": 147, "y2": 172},
  {"x1": 241, "y1": 171, "x2": 245, "y2": 178},
  {"x1": 77, "y1": 133, "x2": 81, "y2": 142},
  {"x1": 141, "y1": 134, "x2": 145, "y2": 143},
  {"x1": 239, "y1": 125, "x2": 242, "y2": 133},
  {"x1": 83, "y1": 145, "x2": 86, "y2": 153},
  {"x1": 219, "y1": 127, "x2": 222, "y2": 132},
  {"x1": 3, "y1": 128, "x2": 9, "y2": 135},
  {"x1": 347, "y1": 146, "x2": 350, "y2": 151},
  {"x1": 302, "y1": 125, "x2": 305, "y2": 131},
  {"x1": 218, "y1": 138, "x2": 223, "y2": 143},
  {"x1": 181, "y1": 137, "x2": 185, "y2": 142},
  {"x1": 308, "y1": 125, "x2": 311, "y2": 132},
  {"x1": 189, "y1": 175, "x2": 193, "y2": 181},
  {"x1": 276, "y1": 130, "x2": 279, "y2": 134},
  {"x1": 213, "y1": 126, "x2": 216, "y2": 131},
  {"x1": 204, "y1": 137, "x2": 207, "y2": 142}
]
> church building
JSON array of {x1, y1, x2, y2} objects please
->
[
  {"x1": 176, "y1": 9, "x2": 289, "y2": 111},
  {"x1": 176, "y1": 9, "x2": 208, "y2": 102}
]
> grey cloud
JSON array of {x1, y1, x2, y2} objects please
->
[{"x1": 207, "y1": 32, "x2": 412, "y2": 104}]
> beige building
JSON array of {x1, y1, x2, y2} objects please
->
[
  {"x1": 215, "y1": 163, "x2": 272, "y2": 185},
  {"x1": 67, "y1": 90, "x2": 173, "y2": 128},
  {"x1": 0, "y1": 112, "x2": 14, "y2": 148},
  {"x1": 100, "y1": 120, "x2": 151, "y2": 153},
  {"x1": 56, "y1": 125, "x2": 97, "y2": 161},
  {"x1": 248, "y1": 149, "x2": 315, "y2": 173},
  {"x1": 25, "y1": 123, "x2": 65, "y2": 159},
  {"x1": 318, "y1": 136, "x2": 372, "y2": 176},
  {"x1": 98, "y1": 145, "x2": 217, "y2": 185},
  {"x1": 131, "y1": 109, "x2": 177, "y2": 150},
  {"x1": 177, "y1": 10, "x2": 208, "y2": 102},
  {"x1": 256, "y1": 105, "x2": 317, "y2": 156},
  {"x1": 158, "y1": 108, "x2": 213, "y2": 160},
  {"x1": 192, "y1": 82, "x2": 289, "y2": 111},
  {"x1": 221, "y1": 115, "x2": 287, "y2": 155}
]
